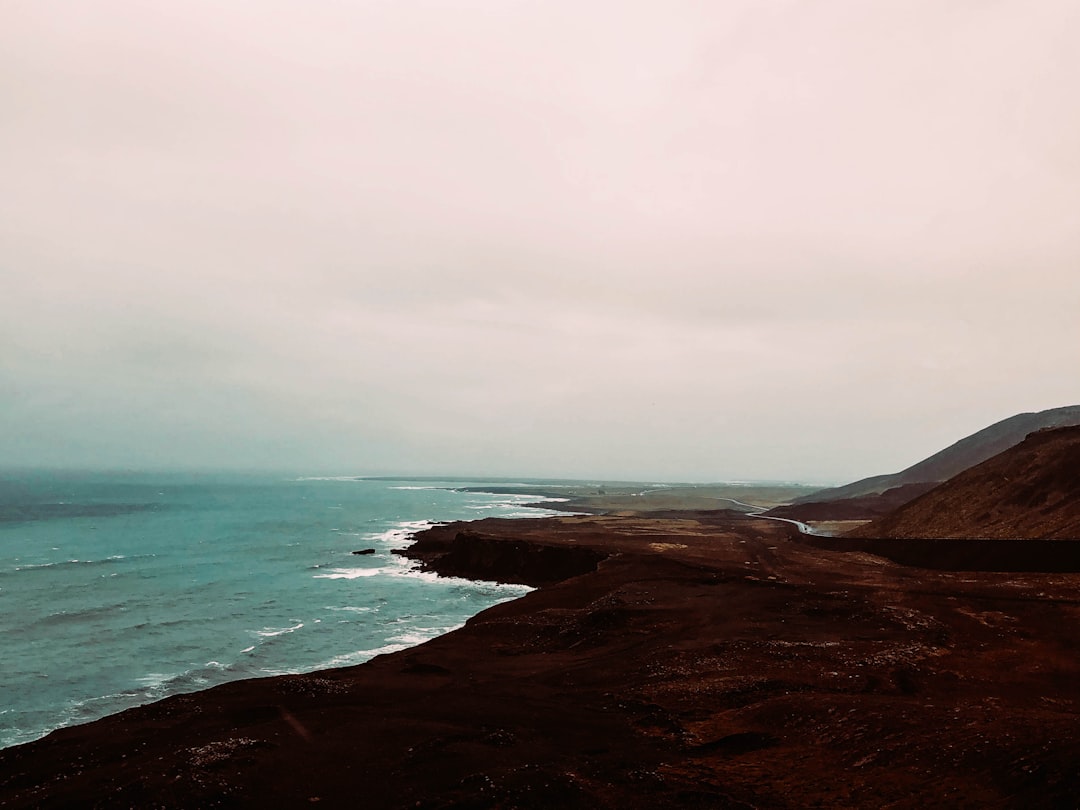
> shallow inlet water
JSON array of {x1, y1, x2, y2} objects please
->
[{"x1": 0, "y1": 471, "x2": 566, "y2": 749}]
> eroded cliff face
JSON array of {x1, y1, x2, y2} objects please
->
[{"x1": 399, "y1": 520, "x2": 609, "y2": 585}]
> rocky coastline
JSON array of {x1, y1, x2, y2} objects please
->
[{"x1": 3, "y1": 511, "x2": 1080, "y2": 807}]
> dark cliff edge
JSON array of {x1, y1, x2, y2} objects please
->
[
  {"x1": 800, "y1": 534, "x2": 1080, "y2": 572},
  {"x1": 398, "y1": 521, "x2": 609, "y2": 586},
  {"x1": 4, "y1": 512, "x2": 1080, "y2": 809}
]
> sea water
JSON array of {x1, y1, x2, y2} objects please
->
[{"x1": 0, "y1": 471, "x2": 564, "y2": 749}]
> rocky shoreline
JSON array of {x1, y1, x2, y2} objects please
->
[{"x1": 3, "y1": 511, "x2": 1080, "y2": 807}]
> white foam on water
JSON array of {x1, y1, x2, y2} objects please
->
[
  {"x1": 387, "y1": 623, "x2": 465, "y2": 646},
  {"x1": 254, "y1": 622, "x2": 305, "y2": 637},
  {"x1": 313, "y1": 567, "x2": 389, "y2": 580},
  {"x1": 334, "y1": 645, "x2": 412, "y2": 666},
  {"x1": 297, "y1": 643, "x2": 411, "y2": 672},
  {"x1": 10, "y1": 553, "x2": 153, "y2": 573},
  {"x1": 135, "y1": 672, "x2": 178, "y2": 689},
  {"x1": 361, "y1": 520, "x2": 436, "y2": 549},
  {"x1": 402, "y1": 569, "x2": 448, "y2": 584},
  {"x1": 12, "y1": 561, "x2": 66, "y2": 571}
]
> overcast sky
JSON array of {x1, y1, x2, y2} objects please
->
[{"x1": 2, "y1": 1, "x2": 1078, "y2": 483}]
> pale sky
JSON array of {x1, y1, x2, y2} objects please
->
[{"x1": 2, "y1": 1, "x2": 1078, "y2": 483}]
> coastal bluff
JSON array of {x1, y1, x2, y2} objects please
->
[{"x1": 4, "y1": 511, "x2": 1080, "y2": 807}]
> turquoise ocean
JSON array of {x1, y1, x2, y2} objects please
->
[{"x1": 0, "y1": 471, "x2": 568, "y2": 749}]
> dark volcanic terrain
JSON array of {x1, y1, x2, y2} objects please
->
[
  {"x1": 849, "y1": 425, "x2": 1080, "y2": 540},
  {"x1": 4, "y1": 512, "x2": 1080, "y2": 808},
  {"x1": 764, "y1": 482, "x2": 938, "y2": 523},
  {"x1": 794, "y1": 404, "x2": 1080, "y2": 506}
]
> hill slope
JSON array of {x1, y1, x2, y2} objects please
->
[
  {"x1": 796, "y1": 404, "x2": 1080, "y2": 505},
  {"x1": 847, "y1": 425, "x2": 1080, "y2": 539},
  {"x1": 766, "y1": 482, "x2": 938, "y2": 522}
]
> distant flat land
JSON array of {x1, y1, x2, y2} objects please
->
[{"x1": 456, "y1": 482, "x2": 822, "y2": 513}]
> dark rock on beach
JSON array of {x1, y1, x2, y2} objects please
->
[{"x1": 399, "y1": 521, "x2": 609, "y2": 585}]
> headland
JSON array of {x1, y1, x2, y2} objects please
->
[{"x1": 3, "y1": 506, "x2": 1079, "y2": 807}]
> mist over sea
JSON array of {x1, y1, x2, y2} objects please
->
[{"x1": 0, "y1": 471, "x2": 566, "y2": 749}]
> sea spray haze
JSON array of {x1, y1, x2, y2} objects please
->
[{"x1": 0, "y1": 471, "x2": 565, "y2": 749}]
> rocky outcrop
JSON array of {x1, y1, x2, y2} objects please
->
[{"x1": 399, "y1": 521, "x2": 609, "y2": 585}]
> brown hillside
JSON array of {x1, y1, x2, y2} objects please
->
[
  {"x1": 848, "y1": 425, "x2": 1080, "y2": 539},
  {"x1": 765, "y1": 482, "x2": 938, "y2": 522},
  {"x1": 797, "y1": 404, "x2": 1080, "y2": 504}
]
